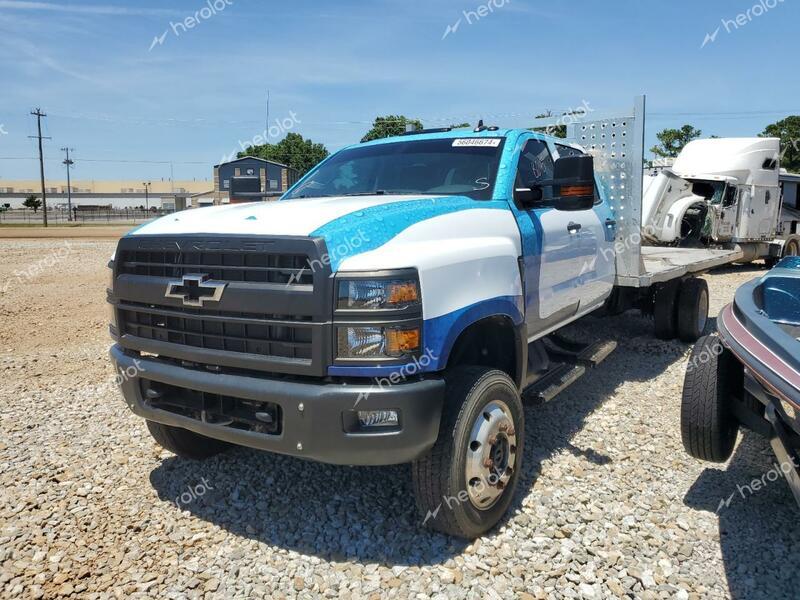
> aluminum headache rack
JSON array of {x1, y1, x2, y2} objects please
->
[{"x1": 531, "y1": 95, "x2": 742, "y2": 288}]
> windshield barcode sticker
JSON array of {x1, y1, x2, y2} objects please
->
[{"x1": 452, "y1": 138, "x2": 502, "y2": 147}]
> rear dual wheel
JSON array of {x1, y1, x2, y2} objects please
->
[
  {"x1": 653, "y1": 277, "x2": 709, "y2": 342},
  {"x1": 677, "y1": 278, "x2": 709, "y2": 342}
]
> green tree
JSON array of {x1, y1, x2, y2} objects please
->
[
  {"x1": 361, "y1": 115, "x2": 423, "y2": 143},
  {"x1": 650, "y1": 125, "x2": 702, "y2": 158},
  {"x1": 533, "y1": 111, "x2": 567, "y2": 138},
  {"x1": 450, "y1": 122, "x2": 471, "y2": 129},
  {"x1": 239, "y1": 132, "x2": 329, "y2": 176},
  {"x1": 22, "y1": 195, "x2": 42, "y2": 213},
  {"x1": 761, "y1": 116, "x2": 800, "y2": 173}
]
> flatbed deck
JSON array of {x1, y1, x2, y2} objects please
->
[{"x1": 615, "y1": 246, "x2": 744, "y2": 288}]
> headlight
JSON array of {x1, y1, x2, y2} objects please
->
[
  {"x1": 334, "y1": 272, "x2": 422, "y2": 361},
  {"x1": 337, "y1": 326, "x2": 420, "y2": 359},
  {"x1": 337, "y1": 279, "x2": 419, "y2": 310}
]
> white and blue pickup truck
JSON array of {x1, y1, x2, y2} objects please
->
[{"x1": 107, "y1": 99, "x2": 735, "y2": 537}]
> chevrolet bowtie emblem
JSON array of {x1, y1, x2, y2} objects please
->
[{"x1": 165, "y1": 274, "x2": 227, "y2": 307}]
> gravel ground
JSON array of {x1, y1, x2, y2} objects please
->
[{"x1": 1, "y1": 239, "x2": 798, "y2": 599}]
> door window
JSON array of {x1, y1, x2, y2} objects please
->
[
  {"x1": 555, "y1": 144, "x2": 584, "y2": 158},
  {"x1": 723, "y1": 186, "x2": 737, "y2": 207},
  {"x1": 515, "y1": 139, "x2": 555, "y2": 207}
]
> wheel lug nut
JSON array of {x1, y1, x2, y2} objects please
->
[
  {"x1": 496, "y1": 481, "x2": 505, "y2": 490},
  {"x1": 499, "y1": 423, "x2": 508, "y2": 432},
  {"x1": 483, "y1": 458, "x2": 493, "y2": 468},
  {"x1": 506, "y1": 427, "x2": 515, "y2": 436},
  {"x1": 488, "y1": 435, "x2": 497, "y2": 445}
]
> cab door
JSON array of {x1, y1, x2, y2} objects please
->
[
  {"x1": 553, "y1": 143, "x2": 616, "y2": 309},
  {"x1": 711, "y1": 184, "x2": 738, "y2": 242},
  {"x1": 512, "y1": 138, "x2": 595, "y2": 337}
]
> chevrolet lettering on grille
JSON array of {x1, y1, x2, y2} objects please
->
[{"x1": 164, "y1": 274, "x2": 227, "y2": 307}]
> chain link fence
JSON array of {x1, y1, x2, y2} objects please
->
[{"x1": 0, "y1": 207, "x2": 174, "y2": 225}]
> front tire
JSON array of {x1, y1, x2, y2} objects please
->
[
  {"x1": 146, "y1": 421, "x2": 231, "y2": 459},
  {"x1": 680, "y1": 335, "x2": 739, "y2": 462},
  {"x1": 412, "y1": 367, "x2": 524, "y2": 538}
]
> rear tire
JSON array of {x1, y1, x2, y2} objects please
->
[
  {"x1": 146, "y1": 421, "x2": 231, "y2": 459},
  {"x1": 412, "y1": 367, "x2": 524, "y2": 539},
  {"x1": 677, "y1": 278, "x2": 709, "y2": 342},
  {"x1": 653, "y1": 280, "x2": 680, "y2": 340},
  {"x1": 785, "y1": 238, "x2": 800, "y2": 257},
  {"x1": 680, "y1": 335, "x2": 739, "y2": 462}
]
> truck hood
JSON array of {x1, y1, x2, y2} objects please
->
[
  {"x1": 127, "y1": 194, "x2": 437, "y2": 238},
  {"x1": 126, "y1": 194, "x2": 512, "y2": 270}
]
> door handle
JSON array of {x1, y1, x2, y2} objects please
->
[
  {"x1": 605, "y1": 219, "x2": 617, "y2": 227},
  {"x1": 567, "y1": 222, "x2": 582, "y2": 233}
]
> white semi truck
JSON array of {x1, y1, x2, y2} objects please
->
[
  {"x1": 108, "y1": 96, "x2": 739, "y2": 537},
  {"x1": 642, "y1": 137, "x2": 800, "y2": 265}
]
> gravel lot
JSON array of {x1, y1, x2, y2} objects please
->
[{"x1": 1, "y1": 239, "x2": 798, "y2": 599}]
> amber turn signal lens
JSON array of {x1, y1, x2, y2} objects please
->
[
  {"x1": 387, "y1": 282, "x2": 419, "y2": 306},
  {"x1": 560, "y1": 185, "x2": 594, "y2": 197},
  {"x1": 385, "y1": 328, "x2": 420, "y2": 356}
]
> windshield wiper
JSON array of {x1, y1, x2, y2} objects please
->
[
  {"x1": 340, "y1": 190, "x2": 390, "y2": 196},
  {"x1": 296, "y1": 191, "x2": 420, "y2": 198},
  {"x1": 339, "y1": 190, "x2": 418, "y2": 197}
]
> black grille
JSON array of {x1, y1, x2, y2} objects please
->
[
  {"x1": 118, "y1": 249, "x2": 314, "y2": 285},
  {"x1": 119, "y1": 302, "x2": 312, "y2": 360},
  {"x1": 112, "y1": 235, "x2": 332, "y2": 376},
  {"x1": 143, "y1": 379, "x2": 282, "y2": 435}
]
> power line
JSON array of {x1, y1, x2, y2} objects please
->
[
  {"x1": 0, "y1": 157, "x2": 208, "y2": 164},
  {"x1": 42, "y1": 108, "x2": 800, "y2": 128}
]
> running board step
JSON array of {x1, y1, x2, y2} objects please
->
[
  {"x1": 577, "y1": 340, "x2": 617, "y2": 368},
  {"x1": 545, "y1": 335, "x2": 617, "y2": 369},
  {"x1": 523, "y1": 363, "x2": 586, "y2": 404}
]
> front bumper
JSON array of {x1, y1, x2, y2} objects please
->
[{"x1": 110, "y1": 344, "x2": 445, "y2": 466}]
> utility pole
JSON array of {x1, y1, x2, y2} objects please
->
[
  {"x1": 29, "y1": 108, "x2": 51, "y2": 227},
  {"x1": 143, "y1": 181, "x2": 151, "y2": 212},
  {"x1": 62, "y1": 147, "x2": 75, "y2": 221}
]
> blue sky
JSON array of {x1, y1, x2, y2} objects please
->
[{"x1": 0, "y1": 0, "x2": 797, "y2": 182}]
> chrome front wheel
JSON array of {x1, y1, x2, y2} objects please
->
[
  {"x1": 412, "y1": 367, "x2": 525, "y2": 538},
  {"x1": 465, "y1": 400, "x2": 518, "y2": 509}
]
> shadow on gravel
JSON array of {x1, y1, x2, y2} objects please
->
[
  {"x1": 504, "y1": 310, "x2": 688, "y2": 530},
  {"x1": 684, "y1": 431, "x2": 800, "y2": 599},
  {"x1": 147, "y1": 310, "x2": 683, "y2": 566},
  {"x1": 708, "y1": 263, "x2": 767, "y2": 277}
]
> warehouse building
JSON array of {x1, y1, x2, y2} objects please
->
[{"x1": 212, "y1": 157, "x2": 300, "y2": 205}]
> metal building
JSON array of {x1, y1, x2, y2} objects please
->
[{"x1": 212, "y1": 157, "x2": 300, "y2": 205}]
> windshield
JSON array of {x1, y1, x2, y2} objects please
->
[
  {"x1": 691, "y1": 180, "x2": 727, "y2": 204},
  {"x1": 283, "y1": 137, "x2": 505, "y2": 200}
]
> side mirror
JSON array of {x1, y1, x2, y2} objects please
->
[{"x1": 552, "y1": 155, "x2": 595, "y2": 211}]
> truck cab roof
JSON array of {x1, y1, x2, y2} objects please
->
[{"x1": 355, "y1": 127, "x2": 577, "y2": 151}]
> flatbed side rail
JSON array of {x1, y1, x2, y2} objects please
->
[
  {"x1": 532, "y1": 96, "x2": 745, "y2": 289},
  {"x1": 560, "y1": 96, "x2": 647, "y2": 283}
]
